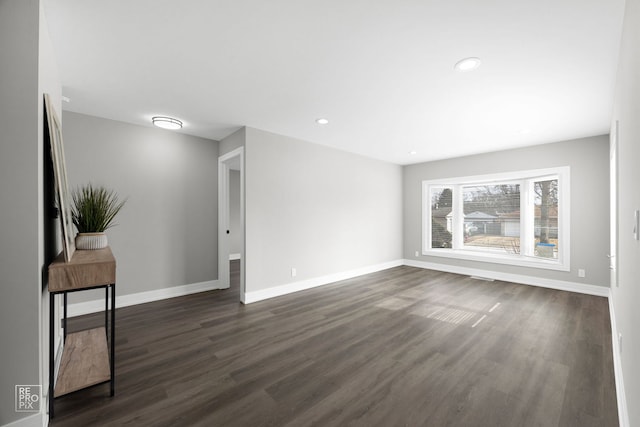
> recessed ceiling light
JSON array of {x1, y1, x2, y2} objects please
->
[
  {"x1": 454, "y1": 57, "x2": 482, "y2": 72},
  {"x1": 316, "y1": 118, "x2": 329, "y2": 125},
  {"x1": 519, "y1": 129, "x2": 532, "y2": 135},
  {"x1": 409, "y1": 150, "x2": 417, "y2": 155},
  {"x1": 152, "y1": 116, "x2": 183, "y2": 130}
]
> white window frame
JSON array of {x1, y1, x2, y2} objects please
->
[{"x1": 422, "y1": 167, "x2": 570, "y2": 271}]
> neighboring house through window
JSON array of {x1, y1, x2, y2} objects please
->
[{"x1": 423, "y1": 167, "x2": 569, "y2": 271}]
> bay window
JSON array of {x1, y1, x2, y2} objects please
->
[{"x1": 423, "y1": 167, "x2": 569, "y2": 271}]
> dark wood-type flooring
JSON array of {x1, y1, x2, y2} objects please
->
[{"x1": 51, "y1": 262, "x2": 618, "y2": 426}]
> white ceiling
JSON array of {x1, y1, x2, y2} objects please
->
[{"x1": 45, "y1": 0, "x2": 626, "y2": 165}]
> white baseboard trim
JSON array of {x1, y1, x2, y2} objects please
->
[
  {"x1": 403, "y1": 259, "x2": 609, "y2": 297},
  {"x1": 244, "y1": 259, "x2": 404, "y2": 304},
  {"x1": 50, "y1": 329, "x2": 63, "y2": 397},
  {"x1": 66, "y1": 259, "x2": 607, "y2": 313},
  {"x1": 229, "y1": 253, "x2": 241, "y2": 261},
  {"x1": 2, "y1": 412, "x2": 46, "y2": 427},
  {"x1": 67, "y1": 280, "x2": 223, "y2": 317},
  {"x1": 608, "y1": 291, "x2": 629, "y2": 427}
]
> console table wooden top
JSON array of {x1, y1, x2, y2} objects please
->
[{"x1": 48, "y1": 247, "x2": 116, "y2": 292}]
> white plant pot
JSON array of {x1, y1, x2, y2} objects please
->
[{"x1": 75, "y1": 232, "x2": 108, "y2": 250}]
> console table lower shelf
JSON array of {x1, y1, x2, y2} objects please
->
[
  {"x1": 48, "y1": 247, "x2": 116, "y2": 419},
  {"x1": 54, "y1": 327, "x2": 111, "y2": 397}
]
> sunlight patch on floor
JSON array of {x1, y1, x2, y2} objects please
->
[{"x1": 410, "y1": 305, "x2": 476, "y2": 325}]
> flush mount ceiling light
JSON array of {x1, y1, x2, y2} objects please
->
[
  {"x1": 454, "y1": 57, "x2": 482, "y2": 72},
  {"x1": 152, "y1": 116, "x2": 183, "y2": 130},
  {"x1": 316, "y1": 118, "x2": 329, "y2": 125}
]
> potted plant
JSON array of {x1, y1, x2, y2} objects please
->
[{"x1": 71, "y1": 184, "x2": 126, "y2": 250}]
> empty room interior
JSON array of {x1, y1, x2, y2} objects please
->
[{"x1": 2, "y1": 0, "x2": 640, "y2": 426}]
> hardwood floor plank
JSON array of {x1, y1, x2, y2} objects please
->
[{"x1": 51, "y1": 264, "x2": 618, "y2": 426}]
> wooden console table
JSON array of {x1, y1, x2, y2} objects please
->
[{"x1": 48, "y1": 247, "x2": 116, "y2": 418}]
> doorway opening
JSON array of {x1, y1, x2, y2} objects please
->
[{"x1": 218, "y1": 147, "x2": 245, "y2": 303}]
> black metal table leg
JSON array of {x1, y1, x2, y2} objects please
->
[
  {"x1": 105, "y1": 287, "x2": 109, "y2": 340},
  {"x1": 49, "y1": 293, "x2": 55, "y2": 418},
  {"x1": 63, "y1": 292, "x2": 67, "y2": 343},
  {"x1": 110, "y1": 283, "x2": 115, "y2": 396}
]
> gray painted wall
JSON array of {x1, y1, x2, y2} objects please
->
[
  {"x1": 244, "y1": 127, "x2": 403, "y2": 293},
  {"x1": 62, "y1": 112, "x2": 219, "y2": 304},
  {"x1": 611, "y1": 0, "x2": 640, "y2": 424},
  {"x1": 219, "y1": 127, "x2": 245, "y2": 156},
  {"x1": 403, "y1": 136, "x2": 610, "y2": 287},
  {"x1": 0, "y1": 0, "x2": 60, "y2": 424},
  {"x1": 229, "y1": 170, "x2": 242, "y2": 255}
]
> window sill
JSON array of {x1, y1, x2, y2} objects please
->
[{"x1": 422, "y1": 248, "x2": 569, "y2": 272}]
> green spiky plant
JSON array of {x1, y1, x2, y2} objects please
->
[{"x1": 71, "y1": 184, "x2": 126, "y2": 233}]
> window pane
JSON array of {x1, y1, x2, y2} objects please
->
[
  {"x1": 534, "y1": 179, "x2": 558, "y2": 258},
  {"x1": 431, "y1": 187, "x2": 452, "y2": 248},
  {"x1": 462, "y1": 184, "x2": 520, "y2": 253}
]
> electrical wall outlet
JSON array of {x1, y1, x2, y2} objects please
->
[
  {"x1": 578, "y1": 269, "x2": 586, "y2": 278},
  {"x1": 619, "y1": 333, "x2": 623, "y2": 353},
  {"x1": 415, "y1": 251, "x2": 419, "y2": 257},
  {"x1": 291, "y1": 268, "x2": 297, "y2": 277}
]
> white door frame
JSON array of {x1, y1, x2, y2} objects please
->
[
  {"x1": 218, "y1": 147, "x2": 246, "y2": 303},
  {"x1": 610, "y1": 120, "x2": 618, "y2": 287}
]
